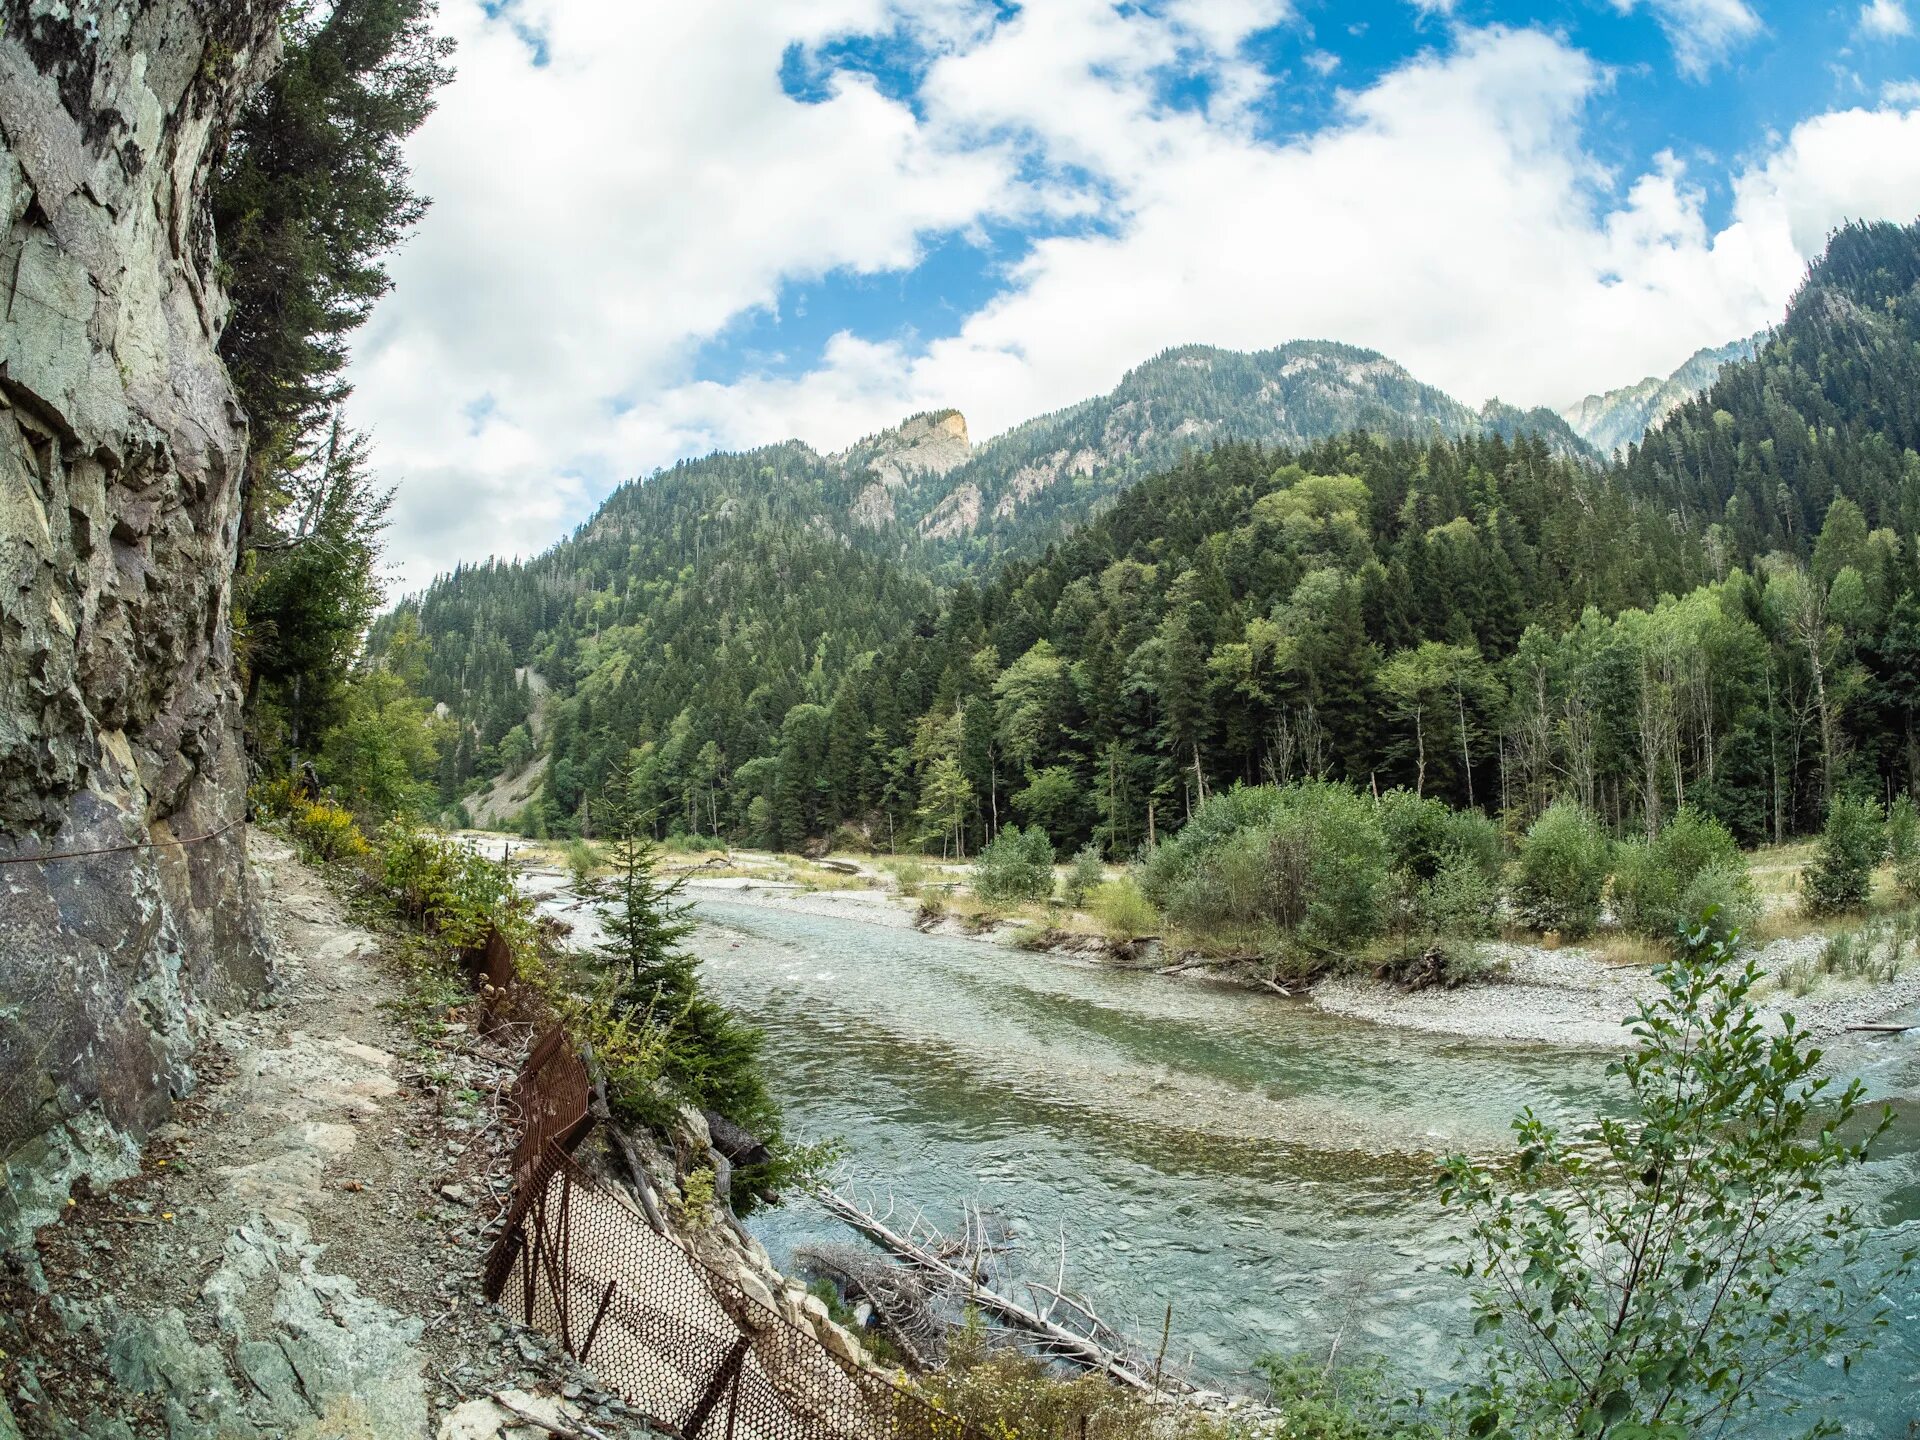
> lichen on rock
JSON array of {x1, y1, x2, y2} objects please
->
[{"x1": 0, "y1": 0, "x2": 283, "y2": 1244}]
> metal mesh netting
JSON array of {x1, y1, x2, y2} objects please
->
[
  {"x1": 507, "y1": 1025, "x2": 593, "y2": 1182},
  {"x1": 485, "y1": 1033, "x2": 976, "y2": 1440}
]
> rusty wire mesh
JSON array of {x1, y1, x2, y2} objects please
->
[
  {"x1": 507, "y1": 1024, "x2": 594, "y2": 1182},
  {"x1": 486, "y1": 1028, "x2": 978, "y2": 1440}
]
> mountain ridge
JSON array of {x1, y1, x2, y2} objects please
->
[{"x1": 1560, "y1": 333, "x2": 1765, "y2": 456}]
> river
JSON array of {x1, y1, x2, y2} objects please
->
[{"x1": 549, "y1": 877, "x2": 1920, "y2": 1432}]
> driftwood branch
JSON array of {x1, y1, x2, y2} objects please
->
[
  {"x1": 814, "y1": 1188, "x2": 1174, "y2": 1392},
  {"x1": 489, "y1": 1393, "x2": 613, "y2": 1440}
]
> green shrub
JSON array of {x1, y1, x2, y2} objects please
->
[
  {"x1": 380, "y1": 824, "x2": 528, "y2": 949},
  {"x1": 1674, "y1": 863, "x2": 1759, "y2": 947},
  {"x1": 563, "y1": 837, "x2": 601, "y2": 883},
  {"x1": 972, "y1": 825, "x2": 1055, "y2": 904},
  {"x1": 1417, "y1": 846, "x2": 1501, "y2": 938},
  {"x1": 1378, "y1": 790, "x2": 1503, "y2": 884},
  {"x1": 1887, "y1": 793, "x2": 1919, "y2": 864},
  {"x1": 286, "y1": 797, "x2": 371, "y2": 863},
  {"x1": 1376, "y1": 788, "x2": 1455, "y2": 881},
  {"x1": 1254, "y1": 1353, "x2": 1440, "y2": 1440},
  {"x1": 1512, "y1": 800, "x2": 1611, "y2": 937},
  {"x1": 1610, "y1": 808, "x2": 1754, "y2": 943},
  {"x1": 1804, "y1": 795, "x2": 1884, "y2": 915},
  {"x1": 1155, "y1": 782, "x2": 1391, "y2": 952},
  {"x1": 1063, "y1": 843, "x2": 1105, "y2": 907},
  {"x1": 1090, "y1": 876, "x2": 1158, "y2": 941}
]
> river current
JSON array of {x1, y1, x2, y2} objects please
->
[{"x1": 551, "y1": 879, "x2": 1920, "y2": 1432}]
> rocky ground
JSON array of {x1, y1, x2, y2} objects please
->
[{"x1": 0, "y1": 830, "x2": 650, "y2": 1440}]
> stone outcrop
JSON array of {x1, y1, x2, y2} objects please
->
[
  {"x1": 839, "y1": 409, "x2": 971, "y2": 531},
  {"x1": 0, "y1": 0, "x2": 281, "y2": 1244}
]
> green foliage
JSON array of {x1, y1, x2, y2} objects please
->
[
  {"x1": 1439, "y1": 918, "x2": 1912, "y2": 1440},
  {"x1": 1415, "y1": 848, "x2": 1501, "y2": 938},
  {"x1": 219, "y1": 0, "x2": 452, "y2": 787},
  {"x1": 1090, "y1": 876, "x2": 1158, "y2": 942},
  {"x1": 240, "y1": 418, "x2": 394, "y2": 771},
  {"x1": 1610, "y1": 808, "x2": 1755, "y2": 944},
  {"x1": 1146, "y1": 782, "x2": 1390, "y2": 954},
  {"x1": 1063, "y1": 843, "x2": 1105, "y2": 907},
  {"x1": 585, "y1": 766, "x2": 784, "y2": 1209},
  {"x1": 1511, "y1": 801, "x2": 1611, "y2": 937},
  {"x1": 1804, "y1": 795, "x2": 1885, "y2": 915},
  {"x1": 315, "y1": 621, "x2": 453, "y2": 822},
  {"x1": 972, "y1": 825, "x2": 1056, "y2": 904},
  {"x1": 1888, "y1": 796, "x2": 1920, "y2": 904},
  {"x1": 1253, "y1": 1354, "x2": 1439, "y2": 1440},
  {"x1": 379, "y1": 824, "x2": 529, "y2": 951},
  {"x1": 215, "y1": 0, "x2": 453, "y2": 468}
]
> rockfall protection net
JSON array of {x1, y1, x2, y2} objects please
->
[{"x1": 485, "y1": 1031, "x2": 976, "y2": 1440}]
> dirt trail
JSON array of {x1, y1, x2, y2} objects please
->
[{"x1": 1, "y1": 829, "x2": 647, "y2": 1440}]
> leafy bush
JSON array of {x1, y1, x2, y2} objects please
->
[
  {"x1": 380, "y1": 824, "x2": 527, "y2": 949},
  {"x1": 286, "y1": 797, "x2": 371, "y2": 863},
  {"x1": 1440, "y1": 919, "x2": 1910, "y2": 1439},
  {"x1": 1254, "y1": 1353, "x2": 1440, "y2": 1440},
  {"x1": 1511, "y1": 800, "x2": 1611, "y2": 937},
  {"x1": 972, "y1": 824, "x2": 1055, "y2": 904},
  {"x1": 1063, "y1": 843, "x2": 1105, "y2": 907},
  {"x1": 1610, "y1": 807, "x2": 1755, "y2": 943},
  {"x1": 1378, "y1": 789, "x2": 1503, "y2": 884},
  {"x1": 1804, "y1": 795, "x2": 1884, "y2": 915},
  {"x1": 1149, "y1": 782, "x2": 1391, "y2": 953},
  {"x1": 1090, "y1": 876, "x2": 1158, "y2": 942},
  {"x1": 1416, "y1": 847, "x2": 1501, "y2": 938},
  {"x1": 1888, "y1": 793, "x2": 1919, "y2": 865},
  {"x1": 1675, "y1": 863, "x2": 1760, "y2": 947}
]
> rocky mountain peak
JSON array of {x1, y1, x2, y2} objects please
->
[{"x1": 842, "y1": 409, "x2": 973, "y2": 529}]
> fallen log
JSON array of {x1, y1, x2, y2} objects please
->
[
  {"x1": 814, "y1": 1188, "x2": 1168, "y2": 1391},
  {"x1": 1844, "y1": 1022, "x2": 1912, "y2": 1033}
]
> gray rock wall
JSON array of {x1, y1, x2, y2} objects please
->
[{"x1": 0, "y1": 0, "x2": 282, "y2": 1245}]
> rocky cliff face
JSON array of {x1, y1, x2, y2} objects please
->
[
  {"x1": 1560, "y1": 334, "x2": 1764, "y2": 456},
  {"x1": 0, "y1": 0, "x2": 282, "y2": 1245}
]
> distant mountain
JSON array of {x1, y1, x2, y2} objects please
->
[
  {"x1": 380, "y1": 338, "x2": 1597, "y2": 810},
  {"x1": 1560, "y1": 334, "x2": 1764, "y2": 456},
  {"x1": 879, "y1": 341, "x2": 1597, "y2": 558}
]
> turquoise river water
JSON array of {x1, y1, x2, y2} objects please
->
[{"x1": 658, "y1": 893, "x2": 1920, "y2": 1432}]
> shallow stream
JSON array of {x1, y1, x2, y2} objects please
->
[{"x1": 542, "y1": 876, "x2": 1920, "y2": 1432}]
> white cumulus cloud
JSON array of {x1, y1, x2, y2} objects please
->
[
  {"x1": 1862, "y1": 0, "x2": 1915, "y2": 38},
  {"x1": 347, "y1": 1, "x2": 1920, "y2": 590},
  {"x1": 1614, "y1": 0, "x2": 1763, "y2": 78}
]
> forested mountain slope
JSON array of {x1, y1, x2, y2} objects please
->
[
  {"x1": 1560, "y1": 334, "x2": 1762, "y2": 456},
  {"x1": 901, "y1": 340, "x2": 1597, "y2": 558},
  {"x1": 396, "y1": 220, "x2": 1920, "y2": 858},
  {"x1": 383, "y1": 339, "x2": 1596, "y2": 804}
]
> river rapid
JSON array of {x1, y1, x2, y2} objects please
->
[{"x1": 542, "y1": 875, "x2": 1920, "y2": 1433}]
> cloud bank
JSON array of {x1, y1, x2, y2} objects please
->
[{"x1": 345, "y1": 1, "x2": 1920, "y2": 589}]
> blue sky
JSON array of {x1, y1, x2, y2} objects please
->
[
  {"x1": 697, "y1": 0, "x2": 1918, "y2": 388},
  {"x1": 346, "y1": 0, "x2": 1920, "y2": 588}
]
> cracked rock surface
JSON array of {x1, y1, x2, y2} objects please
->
[{"x1": 0, "y1": 0, "x2": 279, "y2": 1239}]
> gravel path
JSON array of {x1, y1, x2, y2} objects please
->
[{"x1": 1, "y1": 830, "x2": 645, "y2": 1439}]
